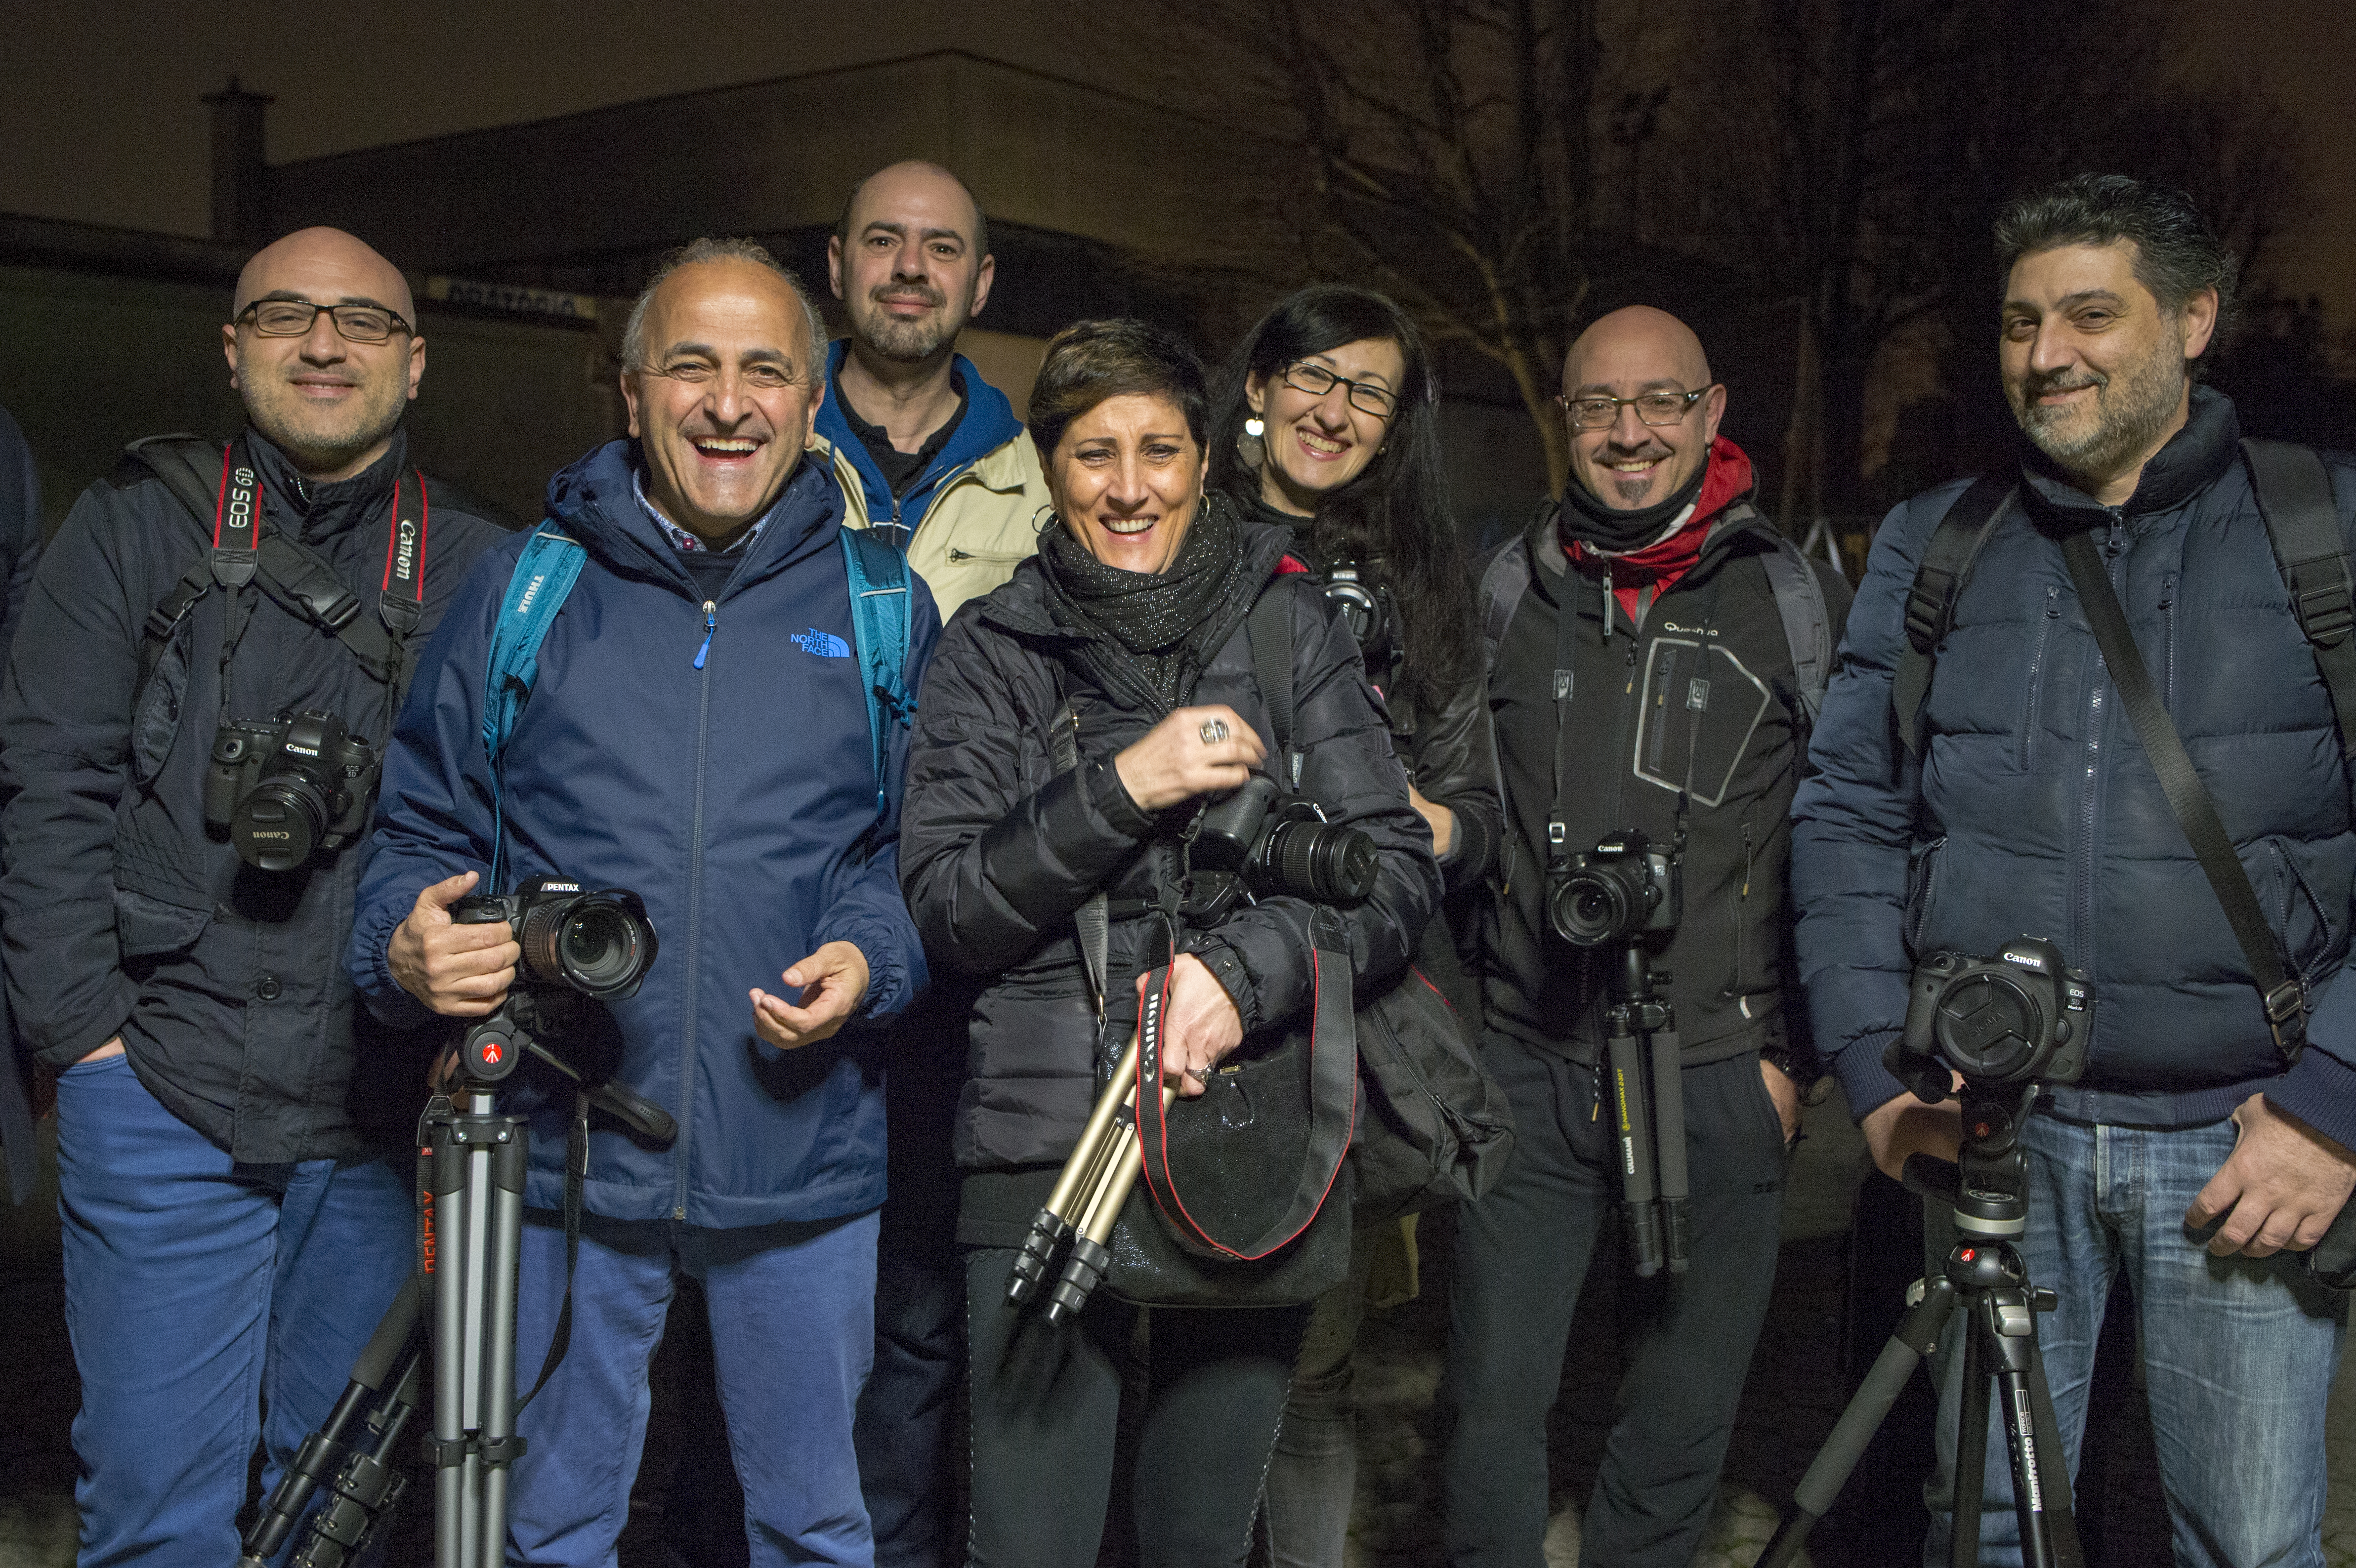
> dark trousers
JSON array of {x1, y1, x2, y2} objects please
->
[
  {"x1": 964, "y1": 1246, "x2": 1310, "y2": 1568},
  {"x1": 1439, "y1": 1035, "x2": 1788, "y2": 1568},
  {"x1": 854, "y1": 1228, "x2": 965, "y2": 1568}
]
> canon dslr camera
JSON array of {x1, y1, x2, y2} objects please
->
[
  {"x1": 1890, "y1": 936, "x2": 2091, "y2": 1099},
  {"x1": 1549, "y1": 828, "x2": 1680, "y2": 948},
  {"x1": 204, "y1": 710, "x2": 380, "y2": 872},
  {"x1": 1184, "y1": 774, "x2": 1378, "y2": 919},
  {"x1": 451, "y1": 875, "x2": 659, "y2": 1003}
]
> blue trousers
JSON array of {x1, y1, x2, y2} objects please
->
[
  {"x1": 1926, "y1": 1111, "x2": 2348, "y2": 1568},
  {"x1": 505, "y1": 1205, "x2": 880, "y2": 1567},
  {"x1": 54, "y1": 1052, "x2": 414, "y2": 1568}
]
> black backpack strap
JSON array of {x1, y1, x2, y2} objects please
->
[
  {"x1": 2244, "y1": 438, "x2": 2356, "y2": 764},
  {"x1": 1477, "y1": 527, "x2": 1535, "y2": 681},
  {"x1": 1892, "y1": 475, "x2": 2015, "y2": 754},
  {"x1": 1048, "y1": 693, "x2": 1111, "y2": 1027},
  {"x1": 1760, "y1": 536, "x2": 1833, "y2": 727},
  {"x1": 2059, "y1": 527, "x2": 2308, "y2": 1065},
  {"x1": 1247, "y1": 585, "x2": 1299, "y2": 787}
]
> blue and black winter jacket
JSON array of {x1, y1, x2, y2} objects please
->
[
  {"x1": 1792, "y1": 389, "x2": 2356, "y2": 1147},
  {"x1": 351, "y1": 440, "x2": 939, "y2": 1227}
]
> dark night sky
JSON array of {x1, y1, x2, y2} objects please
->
[{"x1": 2, "y1": 0, "x2": 2350, "y2": 341}]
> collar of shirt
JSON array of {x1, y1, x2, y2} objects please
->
[{"x1": 632, "y1": 467, "x2": 770, "y2": 555}]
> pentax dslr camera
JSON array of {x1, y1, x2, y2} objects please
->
[
  {"x1": 204, "y1": 710, "x2": 380, "y2": 872},
  {"x1": 1891, "y1": 936, "x2": 2091, "y2": 1097},
  {"x1": 451, "y1": 875, "x2": 659, "y2": 1002},
  {"x1": 1184, "y1": 774, "x2": 1379, "y2": 919},
  {"x1": 1548, "y1": 828, "x2": 1680, "y2": 948}
]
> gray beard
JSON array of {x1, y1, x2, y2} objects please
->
[
  {"x1": 852, "y1": 299, "x2": 957, "y2": 363},
  {"x1": 2014, "y1": 347, "x2": 2187, "y2": 484}
]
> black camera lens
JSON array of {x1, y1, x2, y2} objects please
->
[
  {"x1": 1261, "y1": 817, "x2": 1380, "y2": 905},
  {"x1": 232, "y1": 776, "x2": 332, "y2": 872},
  {"x1": 518, "y1": 890, "x2": 657, "y2": 1000},
  {"x1": 1929, "y1": 972, "x2": 2047, "y2": 1082},
  {"x1": 1551, "y1": 864, "x2": 1652, "y2": 948}
]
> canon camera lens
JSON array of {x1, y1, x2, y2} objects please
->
[{"x1": 1259, "y1": 815, "x2": 1380, "y2": 905}]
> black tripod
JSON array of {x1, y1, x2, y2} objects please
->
[
  {"x1": 1760, "y1": 1085, "x2": 2082, "y2": 1568},
  {"x1": 237, "y1": 1013, "x2": 673, "y2": 1568},
  {"x1": 1603, "y1": 942, "x2": 1688, "y2": 1277}
]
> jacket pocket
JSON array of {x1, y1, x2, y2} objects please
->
[
  {"x1": 113, "y1": 885, "x2": 211, "y2": 959},
  {"x1": 130, "y1": 627, "x2": 192, "y2": 785},
  {"x1": 1903, "y1": 835, "x2": 1948, "y2": 955},
  {"x1": 2256, "y1": 836, "x2": 2340, "y2": 985},
  {"x1": 2019, "y1": 586, "x2": 2060, "y2": 773}
]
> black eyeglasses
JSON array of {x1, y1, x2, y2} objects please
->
[
  {"x1": 1280, "y1": 361, "x2": 1400, "y2": 419},
  {"x1": 1555, "y1": 386, "x2": 1711, "y2": 431},
  {"x1": 235, "y1": 299, "x2": 414, "y2": 344}
]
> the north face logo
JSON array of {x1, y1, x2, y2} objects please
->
[{"x1": 792, "y1": 627, "x2": 851, "y2": 659}]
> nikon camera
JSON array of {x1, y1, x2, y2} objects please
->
[
  {"x1": 1891, "y1": 936, "x2": 2091, "y2": 1098},
  {"x1": 204, "y1": 710, "x2": 379, "y2": 872},
  {"x1": 450, "y1": 875, "x2": 659, "y2": 1002},
  {"x1": 1548, "y1": 828, "x2": 1680, "y2": 949}
]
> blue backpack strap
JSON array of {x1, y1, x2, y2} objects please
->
[
  {"x1": 840, "y1": 527, "x2": 915, "y2": 820},
  {"x1": 481, "y1": 521, "x2": 588, "y2": 884}
]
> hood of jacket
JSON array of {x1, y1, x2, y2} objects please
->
[
  {"x1": 542, "y1": 437, "x2": 846, "y2": 598},
  {"x1": 814, "y1": 341, "x2": 1029, "y2": 527}
]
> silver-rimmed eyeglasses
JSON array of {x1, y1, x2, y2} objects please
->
[{"x1": 1555, "y1": 386, "x2": 1711, "y2": 431}]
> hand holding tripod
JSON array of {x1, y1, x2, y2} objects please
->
[{"x1": 237, "y1": 1003, "x2": 674, "y2": 1568}]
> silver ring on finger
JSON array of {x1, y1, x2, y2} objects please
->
[{"x1": 1199, "y1": 718, "x2": 1229, "y2": 745}]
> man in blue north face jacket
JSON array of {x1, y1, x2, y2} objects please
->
[
  {"x1": 351, "y1": 239, "x2": 938, "y2": 1567},
  {"x1": 1793, "y1": 176, "x2": 2355, "y2": 1566}
]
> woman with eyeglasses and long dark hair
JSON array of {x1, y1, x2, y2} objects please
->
[{"x1": 1208, "y1": 285, "x2": 1500, "y2": 1568}]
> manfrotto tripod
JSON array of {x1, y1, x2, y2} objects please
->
[
  {"x1": 1604, "y1": 941, "x2": 1689, "y2": 1277},
  {"x1": 1760, "y1": 1084, "x2": 2082, "y2": 1568},
  {"x1": 237, "y1": 1010, "x2": 674, "y2": 1568}
]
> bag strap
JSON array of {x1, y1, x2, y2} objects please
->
[
  {"x1": 2244, "y1": 438, "x2": 2356, "y2": 764},
  {"x1": 1132, "y1": 923, "x2": 1358, "y2": 1262},
  {"x1": 1760, "y1": 535, "x2": 1833, "y2": 727},
  {"x1": 1892, "y1": 474, "x2": 2015, "y2": 754},
  {"x1": 1049, "y1": 696, "x2": 1111, "y2": 1025},
  {"x1": 1247, "y1": 585, "x2": 1300, "y2": 787},
  {"x1": 2058, "y1": 527, "x2": 2307, "y2": 1065},
  {"x1": 481, "y1": 522, "x2": 589, "y2": 889},
  {"x1": 841, "y1": 528, "x2": 917, "y2": 822},
  {"x1": 1477, "y1": 530, "x2": 1533, "y2": 683}
]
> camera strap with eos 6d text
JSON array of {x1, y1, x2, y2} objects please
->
[{"x1": 125, "y1": 434, "x2": 433, "y2": 705}]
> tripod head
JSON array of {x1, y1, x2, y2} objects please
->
[
  {"x1": 443, "y1": 993, "x2": 675, "y2": 1146},
  {"x1": 1902, "y1": 1082, "x2": 2038, "y2": 1240}
]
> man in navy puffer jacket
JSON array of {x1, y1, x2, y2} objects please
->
[
  {"x1": 1794, "y1": 175, "x2": 2355, "y2": 1566},
  {"x1": 351, "y1": 239, "x2": 937, "y2": 1566}
]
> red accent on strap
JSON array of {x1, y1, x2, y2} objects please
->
[
  {"x1": 1275, "y1": 555, "x2": 1310, "y2": 575},
  {"x1": 382, "y1": 478, "x2": 401, "y2": 591},
  {"x1": 379, "y1": 470, "x2": 431, "y2": 601},
  {"x1": 413, "y1": 469, "x2": 429, "y2": 601}
]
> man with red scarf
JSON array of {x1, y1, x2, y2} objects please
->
[{"x1": 1439, "y1": 306, "x2": 1851, "y2": 1567}]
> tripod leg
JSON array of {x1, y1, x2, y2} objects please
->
[
  {"x1": 1952, "y1": 1303, "x2": 1989, "y2": 1568},
  {"x1": 1606, "y1": 1010, "x2": 1663, "y2": 1276},
  {"x1": 1986, "y1": 1294, "x2": 2084, "y2": 1568},
  {"x1": 239, "y1": 1274, "x2": 424, "y2": 1567},
  {"x1": 423, "y1": 1103, "x2": 471, "y2": 1568},
  {"x1": 1758, "y1": 1277, "x2": 1956, "y2": 1568},
  {"x1": 475, "y1": 1130, "x2": 530, "y2": 1568},
  {"x1": 290, "y1": 1347, "x2": 426, "y2": 1568},
  {"x1": 1648, "y1": 1021, "x2": 1689, "y2": 1272}
]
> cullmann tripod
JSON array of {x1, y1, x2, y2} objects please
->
[
  {"x1": 237, "y1": 1005, "x2": 674, "y2": 1568},
  {"x1": 1603, "y1": 941, "x2": 1689, "y2": 1277},
  {"x1": 1759, "y1": 1083, "x2": 2082, "y2": 1568}
]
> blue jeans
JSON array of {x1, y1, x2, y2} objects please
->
[
  {"x1": 54, "y1": 1052, "x2": 414, "y2": 1568},
  {"x1": 505, "y1": 1205, "x2": 879, "y2": 1567},
  {"x1": 1926, "y1": 1110, "x2": 2347, "y2": 1567}
]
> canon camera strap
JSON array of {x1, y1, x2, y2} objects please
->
[
  {"x1": 2058, "y1": 527, "x2": 2308, "y2": 1065},
  {"x1": 131, "y1": 436, "x2": 431, "y2": 700}
]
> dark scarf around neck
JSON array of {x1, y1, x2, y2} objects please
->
[
  {"x1": 1556, "y1": 448, "x2": 1711, "y2": 554},
  {"x1": 1040, "y1": 493, "x2": 1254, "y2": 712}
]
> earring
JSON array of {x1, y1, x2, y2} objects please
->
[{"x1": 1238, "y1": 416, "x2": 1266, "y2": 471}]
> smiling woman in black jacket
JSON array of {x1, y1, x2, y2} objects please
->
[
  {"x1": 899, "y1": 319, "x2": 1438, "y2": 1568},
  {"x1": 1209, "y1": 285, "x2": 1499, "y2": 1568}
]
